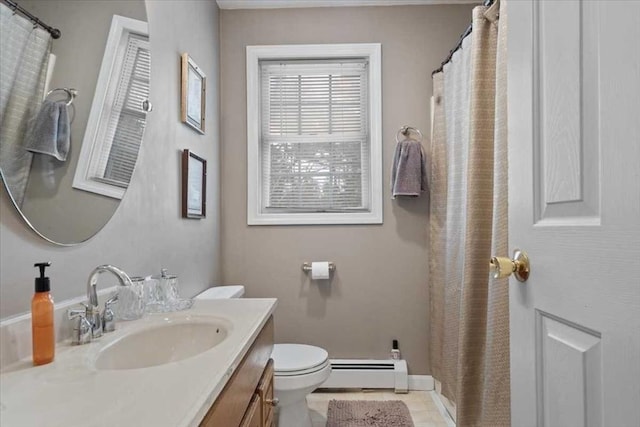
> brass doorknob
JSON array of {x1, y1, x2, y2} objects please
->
[{"x1": 490, "y1": 249, "x2": 530, "y2": 282}]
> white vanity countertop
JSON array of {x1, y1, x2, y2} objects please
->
[{"x1": 0, "y1": 298, "x2": 277, "y2": 427}]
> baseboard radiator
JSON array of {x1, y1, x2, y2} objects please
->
[{"x1": 320, "y1": 359, "x2": 408, "y2": 393}]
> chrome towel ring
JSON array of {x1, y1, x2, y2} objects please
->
[
  {"x1": 395, "y1": 125, "x2": 423, "y2": 143},
  {"x1": 45, "y1": 87, "x2": 77, "y2": 106}
]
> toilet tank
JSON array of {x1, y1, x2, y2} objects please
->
[{"x1": 195, "y1": 286, "x2": 245, "y2": 300}]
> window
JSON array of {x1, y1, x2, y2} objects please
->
[
  {"x1": 247, "y1": 44, "x2": 382, "y2": 225},
  {"x1": 99, "y1": 34, "x2": 149, "y2": 187},
  {"x1": 73, "y1": 15, "x2": 150, "y2": 199}
]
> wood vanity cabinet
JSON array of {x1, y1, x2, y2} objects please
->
[
  {"x1": 239, "y1": 360, "x2": 275, "y2": 427},
  {"x1": 200, "y1": 316, "x2": 275, "y2": 427},
  {"x1": 255, "y1": 359, "x2": 275, "y2": 427}
]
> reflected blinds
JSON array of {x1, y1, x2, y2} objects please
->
[
  {"x1": 260, "y1": 59, "x2": 370, "y2": 211},
  {"x1": 95, "y1": 34, "x2": 150, "y2": 187}
]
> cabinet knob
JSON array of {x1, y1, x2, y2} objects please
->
[{"x1": 265, "y1": 397, "x2": 279, "y2": 407}]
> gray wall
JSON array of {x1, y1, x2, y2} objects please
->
[
  {"x1": 0, "y1": 0, "x2": 221, "y2": 318},
  {"x1": 220, "y1": 5, "x2": 473, "y2": 374}
]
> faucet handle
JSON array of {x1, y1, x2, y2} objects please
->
[
  {"x1": 67, "y1": 307, "x2": 92, "y2": 345},
  {"x1": 105, "y1": 294, "x2": 118, "y2": 307},
  {"x1": 67, "y1": 305, "x2": 87, "y2": 319},
  {"x1": 102, "y1": 294, "x2": 118, "y2": 333}
]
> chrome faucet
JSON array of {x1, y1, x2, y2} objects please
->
[{"x1": 86, "y1": 265, "x2": 132, "y2": 339}]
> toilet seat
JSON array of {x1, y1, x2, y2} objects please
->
[
  {"x1": 272, "y1": 344, "x2": 329, "y2": 376},
  {"x1": 274, "y1": 359, "x2": 330, "y2": 377}
]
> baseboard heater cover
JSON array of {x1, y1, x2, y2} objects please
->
[{"x1": 320, "y1": 359, "x2": 408, "y2": 393}]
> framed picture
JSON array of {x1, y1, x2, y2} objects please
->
[
  {"x1": 181, "y1": 53, "x2": 206, "y2": 134},
  {"x1": 182, "y1": 149, "x2": 207, "y2": 219}
]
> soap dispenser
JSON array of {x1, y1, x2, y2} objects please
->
[{"x1": 32, "y1": 262, "x2": 55, "y2": 366}]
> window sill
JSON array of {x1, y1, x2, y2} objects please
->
[{"x1": 248, "y1": 211, "x2": 382, "y2": 226}]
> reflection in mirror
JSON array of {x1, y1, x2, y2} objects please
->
[
  {"x1": 73, "y1": 15, "x2": 149, "y2": 200},
  {"x1": 0, "y1": 0, "x2": 148, "y2": 245}
]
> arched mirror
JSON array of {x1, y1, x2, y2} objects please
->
[{"x1": 0, "y1": 0, "x2": 149, "y2": 245}]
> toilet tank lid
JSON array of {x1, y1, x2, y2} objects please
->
[{"x1": 195, "y1": 285, "x2": 245, "y2": 299}]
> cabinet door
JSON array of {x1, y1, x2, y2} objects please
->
[
  {"x1": 240, "y1": 395, "x2": 261, "y2": 427},
  {"x1": 200, "y1": 317, "x2": 274, "y2": 427},
  {"x1": 257, "y1": 359, "x2": 275, "y2": 427}
]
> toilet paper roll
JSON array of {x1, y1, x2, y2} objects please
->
[{"x1": 311, "y1": 262, "x2": 330, "y2": 280}]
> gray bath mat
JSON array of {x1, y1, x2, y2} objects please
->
[{"x1": 326, "y1": 400, "x2": 415, "y2": 427}]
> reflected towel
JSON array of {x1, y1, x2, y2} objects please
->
[
  {"x1": 24, "y1": 100, "x2": 70, "y2": 161},
  {"x1": 391, "y1": 138, "x2": 428, "y2": 199}
]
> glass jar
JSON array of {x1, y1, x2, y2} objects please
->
[
  {"x1": 143, "y1": 275, "x2": 165, "y2": 313},
  {"x1": 115, "y1": 276, "x2": 145, "y2": 320},
  {"x1": 146, "y1": 269, "x2": 193, "y2": 312},
  {"x1": 159, "y1": 269, "x2": 179, "y2": 308}
]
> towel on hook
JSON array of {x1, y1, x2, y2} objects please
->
[
  {"x1": 24, "y1": 99, "x2": 70, "y2": 161},
  {"x1": 391, "y1": 138, "x2": 428, "y2": 199}
]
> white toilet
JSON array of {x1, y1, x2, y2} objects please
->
[
  {"x1": 194, "y1": 286, "x2": 331, "y2": 427},
  {"x1": 271, "y1": 343, "x2": 331, "y2": 427}
]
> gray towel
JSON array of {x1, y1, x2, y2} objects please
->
[
  {"x1": 24, "y1": 100, "x2": 70, "y2": 161},
  {"x1": 391, "y1": 138, "x2": 428, "y2": 199}
]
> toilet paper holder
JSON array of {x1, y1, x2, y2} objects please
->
[{"x1": 302, "y1": 262, "x2": 336, "y2": 273}]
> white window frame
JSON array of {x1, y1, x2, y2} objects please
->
[
  {"x1": 72, "y1": 15, "x2": 148, "y2": 200},
  {"x1": 246, "y1": 43, "x2": 382, "y2": 225}
]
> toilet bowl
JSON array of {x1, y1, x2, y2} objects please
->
[
  {"x1": 194, "y1": 286, "x2": 331, "y2": 427},
  {"x1": 272, "y1": 343, "x2": 331, "y2": 427}
]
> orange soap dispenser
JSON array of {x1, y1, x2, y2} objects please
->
[{"x1": 32, "y1": 261, "x2": 55, "y2": 366}]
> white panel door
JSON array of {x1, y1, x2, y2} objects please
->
[{"x1": 508, "y1": 1, "x2": 640, "y2": 426}]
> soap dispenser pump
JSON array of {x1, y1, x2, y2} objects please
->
[{"x1": 32, "y1": 262, "x2": 55, "y2": 365}]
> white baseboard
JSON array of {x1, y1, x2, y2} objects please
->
[
  {"x1": 434, "y1": 378, "x2": 457, "y2": 421},
  {"x1": 408, "y1": 375, "x2": 435, "y2": 391},
  {"x1": 430, "y1": 390, "x2": 456, "y2": 427}
]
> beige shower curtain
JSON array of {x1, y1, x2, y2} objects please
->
[
  {"x1": 0, "y1": 3, "x2": 51, "y2": 206},
  {"x1": 429, "y1": 1, "x2": 510, "y2": 426}
]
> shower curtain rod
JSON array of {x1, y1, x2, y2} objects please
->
[
  {"x1": 3, "y1": 0, "x2": 61, "y2": 39},
  {"x1": 431, "y1": 0, "x2": 494, "y2": 76}
]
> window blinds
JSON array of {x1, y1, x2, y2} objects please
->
[
  {"x1": 260, "y1": 59, "x2": 370, "y2": 211},
  {"x1": 93, "y1": 34, "x2": 150, "y2": 187}
]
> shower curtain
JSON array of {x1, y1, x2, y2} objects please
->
[
  {"x1": 0, "y1": 3, "x2": 51, "y2": 206},
  {"x1": 429, "y1": 1, "x2": 510, "y2": 426}
]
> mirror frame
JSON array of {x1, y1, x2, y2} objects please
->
[
  {"x1": 0, "y1": 1, "x2": 149, "y2": 246},
  {"x1": 1, "y1": 168, "x2": 74, "y2": 246}
]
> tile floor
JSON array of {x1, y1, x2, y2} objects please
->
[{"x1": 306, "y1": 389, "x2": 454, "y2": 427}]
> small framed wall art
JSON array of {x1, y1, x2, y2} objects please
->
[
  {"x1": 181, "y1": 53, "x2": 206, "y2": 134},
  {"x1": 181, "y1": 149, "x2": 207, "y2": 219}
]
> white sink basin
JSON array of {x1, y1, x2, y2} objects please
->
[{"x1": 94, "y1": 316, "x2": 229, "y2": 370}]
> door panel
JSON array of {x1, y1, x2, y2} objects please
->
[
  {"x1": 536, "y1": 311, "x2": 602, "y2": 427},
  {"x1": 508, "y1": 1, "x2": 640, "y2": 426},
  {"x1": 535, "y1": 0, "x2": 600, "y2": 224}
]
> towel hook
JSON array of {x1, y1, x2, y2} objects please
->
[
  {"x1": 395, "y1": 125, "x2": 423, "y2": 143},
  {"x1": 45, "y1": 87, "x2": 77, "y2": 106}
]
